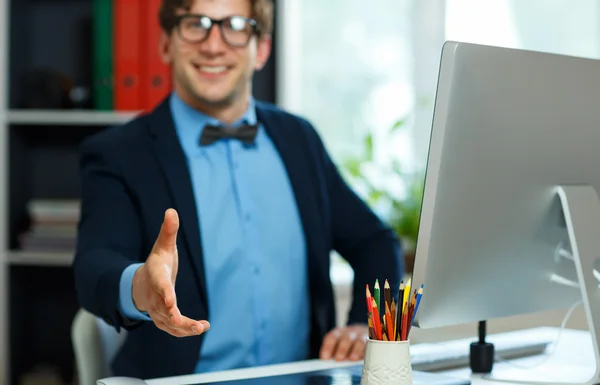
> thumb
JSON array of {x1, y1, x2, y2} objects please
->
[
  {"x1": 153, "y1": 208, "x2": 179, "y2": 255},
  {"x1": 150, "y1": 266, "x2": 177, "y2": 309}
]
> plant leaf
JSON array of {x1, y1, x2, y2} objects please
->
[
  {"x1": 364, "y1": 133, "x2": 374, "y2": 161},
  {"x1": 391, "y1": 119, "x2": 406, "y2": 133},
  {"x1": 343, "y1": 158, "x2": 363, "y2": 178}
]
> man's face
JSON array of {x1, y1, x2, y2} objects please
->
[{"x1": 160, "y1": 0, "x2": 271, "y2": 111}]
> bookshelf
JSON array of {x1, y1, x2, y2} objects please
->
[
  {"x1": 6, "y1": 251, "x2": 73, "y2": 267},
  {"x1": 0, "y1": 0, "x2": 278, "y2": 384},
  {"x1": 8, "y1": 110, "x2": 139, "y2": 126}
]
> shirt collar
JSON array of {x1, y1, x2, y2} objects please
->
[
  {"x1": 169, "y1": 91, "x2": 258, "y2": 156},
  {"x1": 170, "y1": 91, "x2": 257, "y2": 127}
]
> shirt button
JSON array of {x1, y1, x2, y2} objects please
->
[{"x1": 253, "y1": 266, "x2": 259, "y2": 274}]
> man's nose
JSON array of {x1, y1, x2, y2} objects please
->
[{"x1": 200, "y1": 25, "x2": 227, "y2": 52}]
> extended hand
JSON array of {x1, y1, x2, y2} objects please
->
[
  {"x1": 132, "y1": 208, "x2": 210, "y2": 337},
  {"x1": 319, "y1": 324, "x2": 369, "y2": 361}
]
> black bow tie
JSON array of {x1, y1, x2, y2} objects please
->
[{"x1": 199, "y1": 123, "x2": 259, "y2": 146}]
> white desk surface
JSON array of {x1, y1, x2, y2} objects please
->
[{"x1": 119, "y1": 328, "x2": 596, "y2": 385}]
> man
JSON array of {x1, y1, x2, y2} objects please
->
[{"x1": 73, "y1": 0, "x2": 402, "y2": 379}]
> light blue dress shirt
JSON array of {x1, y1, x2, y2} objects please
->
[{"x1": 118, "y1": 92, "x2": 311, "y2": 372}]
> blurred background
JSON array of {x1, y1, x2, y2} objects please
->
[{"x1": 0, "y1": 0, "x2": 599, "y2": 384}]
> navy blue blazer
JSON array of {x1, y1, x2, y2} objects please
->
[{"x1": 73, "y1": 97, "x2": 402, "y2": 379}]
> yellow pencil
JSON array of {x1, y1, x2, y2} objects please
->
[{"x1": 403, "y1": 278, "x2": 412, "y2": 309}]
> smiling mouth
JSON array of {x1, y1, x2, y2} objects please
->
[{"x1": 193, "y1": 64, "x2": 229, "y2": 74}]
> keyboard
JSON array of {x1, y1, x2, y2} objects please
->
[{"x1": 410, "y1": 327, "x2": 556, "y2": 371}]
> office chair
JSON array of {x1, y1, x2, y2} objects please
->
[{"x1": 71, "y1": 308, "x2": 127, "y2": 385}]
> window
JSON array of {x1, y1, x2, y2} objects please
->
[
  {"x1": 446, "y1": 0, "x2": 600, "y2": 60},
  {"x1": 277, "y1": 0, "x2": 417, "y2": 167},
  {"x1": 279, "y1": 0, "x2": 600, "y2": 171},
  {"x1": 276, "y1": 0, "x2": 600, "y2": 289}
]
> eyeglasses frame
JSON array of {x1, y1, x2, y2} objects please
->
[{"x1": 174, "y1": 14, "x2": 259, "y2": 47}]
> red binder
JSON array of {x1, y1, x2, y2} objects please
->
[
  {"x1": 113, "y1": 0, "x2": 142, "y2": 111},
  {"x1": 141, "y1": 0, "x2": 172, "y2": 112}
]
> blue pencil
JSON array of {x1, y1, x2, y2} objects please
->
[{"x1": 410, "y1": 285, "x2": 424, "y2": 327}]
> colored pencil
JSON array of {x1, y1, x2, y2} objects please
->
[
  {"x1": 374, "y1": 279, "x2": 381, "y2": 313},
  {"x1": 385, "y1": 302, "x2": 394, "y2": 341},
  {"x1": 409, "y1": 289, "x2": 417, "y2": 320},
  {"x1": 391, "y1": 299, "x2": 396, "y2": 339},
  {"x1": 403, "y1": 278, "x2": 412, "y2": 309},
  {"x1": 366, "y1": 284, "x2": 373, "y2": 315},
  {"x1": 365, "y1": 278, "x2": 424, "y2": 341},
  {"x1": 384, "y1": 279, "x2": 391, "y2": 310},
  {"x1": 371, "y1": 297, "x2": 382, "y2": 340},
  {"x1": 409, "y1": 285, "x2": 424, "y2": 335},
  {"x1": 395, "y1": 281, "x2": 404, "y2": 340},
  {"x1": 368, "y1": 314, "x2": 375, "y2": 339},
  {"x1": 401, "y1": 301, "x2": 409, "y2": 341}
]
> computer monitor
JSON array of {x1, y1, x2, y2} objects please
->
[{"x1": 411, "y1": 41, "x2": 600, "y2": 384}]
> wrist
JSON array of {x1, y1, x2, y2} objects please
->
[{"x1": 132, "y1": 264, "x2": 147, "y2": 312}]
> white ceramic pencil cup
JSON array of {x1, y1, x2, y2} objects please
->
[{"x1": 360, "y1": 338, "x2": 413, "y2": 385}]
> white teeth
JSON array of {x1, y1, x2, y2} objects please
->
[{"x1": 199, "y1": 66, "x2": 227, "y2": 73}]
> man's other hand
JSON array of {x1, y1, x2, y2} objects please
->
[
  {"x1": 319, "y1": 324, "x2": 368, "y2": 361},
  {"x1": 132, "y1": 208, "x2": 210, "y2": 337}
]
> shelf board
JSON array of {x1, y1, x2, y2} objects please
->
[
  {"x1": 7, "y1": 109, "x2": 141, "y2": 126},
  {"x1": 5, "y1": 250, "x2": 73, "y2": 267}
]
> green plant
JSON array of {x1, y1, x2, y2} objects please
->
[{"x1": 341, "y1": 118, "x2": 425, "y2": 258}]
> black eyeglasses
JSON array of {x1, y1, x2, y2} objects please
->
[{"x1": 175, "y1": 14, "x2": 258, "y2": 47}]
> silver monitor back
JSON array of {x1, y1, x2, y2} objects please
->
[{"x1": 412, "y1": 41, "x2": 600, "y2": 329}]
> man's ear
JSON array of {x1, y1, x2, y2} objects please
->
[
  {"x1": 254, "y1": 35, "x2": 273, "y2": 71},
  {"x1": 159, "y1": 30, "x2": 173, "y2": 65}
]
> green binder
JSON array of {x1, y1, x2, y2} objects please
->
[{"x1": 93, "y1": 0, "x2": 113, "y2": 110}]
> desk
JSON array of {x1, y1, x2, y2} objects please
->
[
  {"x1": 104, "y1": 328, "x2": 596, "y2": 385},
  {"x1": 442, "y1": 328, "x2": 595, "y2": 384}
]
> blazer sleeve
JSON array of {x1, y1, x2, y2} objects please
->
[
  {"x1": 304, "y1": 121, "x2": 404, "y2": 326},
  {"x1": 73, "y1": 133, "x2": 145, "y2": 331}
]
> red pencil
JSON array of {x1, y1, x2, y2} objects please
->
[
  {"x1": 401, "y1": 302, "x2": 409, "y2": 341},
  {"x1": 366, "y1": 284, "x2": 374, "y2": 314},
  {"x1": 372, "y1": 297, "x2": 383, "y2": 340}
]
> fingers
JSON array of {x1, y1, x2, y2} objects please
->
[
  {"x1": 333, "y1": 330, "x2": 356, "y2": 361},
  {"x1": 145, "y1": 288, "x2": 210, "y2": 338},
  {"x1": 153, "y1": 313, "x2": 211, "y2": 338},
  {"x1": 151, "y1": 299, "x2": 179, "y2": 322},
  {"x1": 199, "y1": 320, "x2": 210, "y2": 331},
  {"x1": 319, "y1": 328, "x2": 341, "y2": 360},
  {"x1": 349, "y1": 335, "x2": 367, "y2": 361},
  {"x1": 320, "y1": 326, "x2": 369, "y2": 361},
  {"x1": 153, "y1": 208, "x2": 179, "y2": 254}
]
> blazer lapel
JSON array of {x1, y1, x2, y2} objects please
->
[{"x1": 145, "y1": 99, "x2": 208, "y2": 307}]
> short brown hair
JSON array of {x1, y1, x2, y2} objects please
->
[{"x1": 159, "y1": 0, "x2": 274, "y2": 38}]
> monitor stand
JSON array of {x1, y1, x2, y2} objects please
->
[{"x1": 485, "y1": 185, "x2": 600, "y2": 385}]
